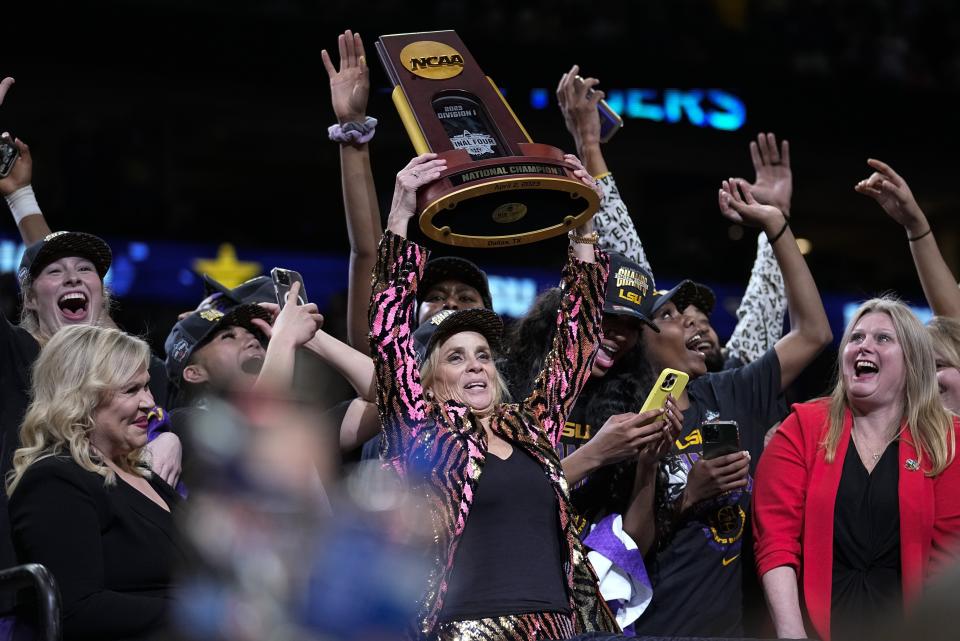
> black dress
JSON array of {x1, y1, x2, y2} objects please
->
[
  {"x1": 831, "y1": 439, "x2": 902, "y2": 640},
  {"x1": 8, "y1": 456, "x2": 184, "y2": 641}
]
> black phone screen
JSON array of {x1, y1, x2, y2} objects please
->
[{"x1": 701, "y1": 421, "x2": 740, "y2": 460}]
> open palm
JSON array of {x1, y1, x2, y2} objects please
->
[
  {"x1": 748, "y1": 133, "x2": 792, "y2": 213},
  {"x1": 321, "y1": 30, "x2": 369, "y2": 123}
]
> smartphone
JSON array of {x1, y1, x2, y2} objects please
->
[
  {"x1": 701, "y1": 420, "x2": 741, "y2": 460},
  {"x1": 0, "y1": 136, "x2": 18, "y2": 179},
  {"x1": 639, "y1": 368, "x2": 689, "y2": 414},
  {"x1": 597, "y1": 98, "x2": 623, "y2": 143},
  {"x1": 271, "y1": 267, "x2": 308, "y2": 307},
  {"x1": 574, "y1": 75, "x2": 623, "y2": 143}
]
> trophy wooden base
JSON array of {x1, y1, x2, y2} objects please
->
[{"x1": 417, "y1": 143, "x2": 600, "y2": 248}]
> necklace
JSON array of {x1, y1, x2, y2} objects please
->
[{"x1": 851, "y1": 424, "x2": 905, "y2": 461}]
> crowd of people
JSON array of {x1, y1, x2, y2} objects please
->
[{"x1": 1, "y1": 27, "x2": 959, "y2": 641}]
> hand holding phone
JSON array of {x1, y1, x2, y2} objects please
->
[
  {"x1": 271, "y1": 267, "x2": 308, "y2": 308},
  {"x1": 681, "y1": 449, "x2": 751, "y2": 512},
  {"x1": 596, "y1": 95, "x2": 622, "y2": 143},
  {"x1": 0, "y1": 135, "x2": 20, "y2": 179},
  {"x1": 701, "y1": 420, "x2": 741, "y2": 460},
  {"x1": 573, "y1": 74, "x2": 622, "y2": 143},
  {"x1": 639, "y1": 368, "x2": 690, "y2": 414}
]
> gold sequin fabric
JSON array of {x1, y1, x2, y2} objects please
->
[
  {"x1": 434, "y1": 612, "x2": 576, "y2": 641},
  {"x1": 369, "y1": 231, "x2": 619, "y2": 640}
]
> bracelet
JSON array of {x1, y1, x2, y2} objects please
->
[
  {"x1": 568, "y1": 230, "x2": 599, "y2": 245},
  {"x1": 767, "y1": 217, "x2": 790, "y2": 244},
  {"x1": 908, "y1": 227, "x2": 932, "y2": 242},
  {"x1": 4, "y1": 184, "x2": 42, "y2": 226},
  {"x1": 328, "y1": 116, "x2": 378, "y2": 144}
]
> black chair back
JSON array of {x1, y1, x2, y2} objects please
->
[{"x1": 0, "y1": 564, "x2": 60, "y2": 641}]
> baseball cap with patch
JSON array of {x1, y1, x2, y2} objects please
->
[
  {"x1": 412, "y1": 308, "x2": 503, "y2": 367},
  {"x1": 639, "y1": 279, "x2": 703, "y2": 323},
  {"x1": 603, "y1": 252, "x2": 659, "y2": 332},
  {"x1": 419, "y1": 256, "x2": 493, "y2": 311},
  {"x1": 18, "y1": 231, "x2": 112, "y2": 289},
  {"x1": 164, "y1": 304, "x2": 272, "y2": 386},
  {"x1": 671, "y1": 281, "x2": 717, "y2": 316},
  {"x1": 199, "y1": 274, "x2": 276, "y2": 311}
]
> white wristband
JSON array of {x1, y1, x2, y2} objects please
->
[{"x1": 5, "y1": 185, "x2": 42, "y2": 226}]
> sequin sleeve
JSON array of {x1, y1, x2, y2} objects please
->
[
  {"x1": 368, "y1": 230, "x2": 429, "y2": 474},
  {"x1": 523, "y1": 246, "x2": 609, "y2": 447}
]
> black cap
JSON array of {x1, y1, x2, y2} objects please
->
[
  {"x1": 164, "y1": 303, "x2": 272, "y2": 386},
  {"x1": 18, "y1": 231, "x2": 112, "y2": 289},
  {"x1": 412, "y1": 308, "x2": 503, "y2": 367},
  {"x1": 639, "y1": 279, "x2": 703, "y2": 324},
  {"x1": 671, "y1": 281, "x2": 717, "y2": 316},
  {"x1": 604, "y1": 252, "x2": 659, "y2": 331},
  {"x1": 199, "y1": 274, "x2": 276, "y2": 310},
  {"x1": 419, "y1": 256, "x2": 493, "y2": 311}
]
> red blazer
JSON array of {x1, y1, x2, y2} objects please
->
[{"x1": 753, "y1": 399, "x2": 960, "y2": 641}]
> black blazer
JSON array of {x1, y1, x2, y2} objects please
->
[{"x1": 8, "y1": 456, "x2": 183, "y2": 641}]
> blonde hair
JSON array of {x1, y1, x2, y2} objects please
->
[
  {"x1": 824, "y1": 297, "x2": 955, "y2": 476},
  {"x1": 928, "y1": 316, "x2": 960, "y2": 369},
  {"x1": 19, "y1": 272, "x2": 112, "y2": 346},
  {"x1": 7, "y1": 325, "x2": 152, "y2": 496},
  {"x1": 420, "y1": 334, "x2": 510, "y2": 414}
]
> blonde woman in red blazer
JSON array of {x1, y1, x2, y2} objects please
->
[{"x1": 754, "y1": 297, "x2": 960, "y2": 640}]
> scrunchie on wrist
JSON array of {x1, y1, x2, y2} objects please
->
[{"x1": 328, "y1": 116, "x2": 378, "y2": 144}]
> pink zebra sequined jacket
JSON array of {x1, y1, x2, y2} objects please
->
[{"x1": 368, "y1": 230, "x2": 619, "y2": 639}]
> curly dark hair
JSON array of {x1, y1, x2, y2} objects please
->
[
  {"x1": 503, "y1": 287, "x2": 564, "y2": 401},
  {"x1": 504, "y1": 287, "x2": 658, "y2": 523}
]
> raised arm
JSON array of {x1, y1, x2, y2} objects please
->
[
  {"x1": 719, "y1": 181, "x2": 832, "y2": 391},
  {"x1": 251, "y1": 282, "x2": 324, "y2": 394},
  {"x1": 369, "y1": 157, "x2": 444, "y2": 469},
  {"x1": 525, "y1": 231, "x2": 608, "y2": 446},
  {"x1": 0, "y1": 78, "x2": 50, "y2": 243},
  {"x1": 855, "y1": 158, "x2": 960, "y2": 318},
  {"x1": 556, "y1": 66, "x2": 650, "y2": 270},
  {"x1": 304, "y1": 329, "x2": 376, "y2": 401},
  {"x1": 322, "y1": 30, "x2": 382, "y2": 354},
  {"x1": 0, "y1": 134, "x2": 51, "y2": 244},
  {"x1": 724, "y1": 133, "x2": 791, "y2": 365}
]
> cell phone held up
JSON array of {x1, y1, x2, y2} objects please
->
[
  {"x1": 574, "y1": 74, "x2": 623, "y2": 143},
  {"x1": 597, "y1": 98, "x2": 623, "y2": 143},
  {"x1": 701, "y1": 420, "x2": 741, "y2": 460},
  {"x1": 0, "y1": 135, "x2": 19, "y2": 179},
  {"x1": 639, "y1": 368, "x2": 690, "y2": 415},
  {"x1": 271, "y1": 267, "x2": 308, "y2": 308}
]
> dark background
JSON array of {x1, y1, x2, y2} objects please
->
[{"x1": 4, "y1": 0, "x2": 960, "y2": 401}]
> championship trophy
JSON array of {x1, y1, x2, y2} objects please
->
[{"x1": 376, "y1": 31, "x2": 599, "y2": 248}]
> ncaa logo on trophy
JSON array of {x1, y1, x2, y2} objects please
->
[{"x1": 376, "y1": 31, "x2": 599, "y2": 248}]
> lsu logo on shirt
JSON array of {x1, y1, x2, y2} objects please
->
[{"x1": 562, "y1": 420, "x2": 592, "y2": 442}]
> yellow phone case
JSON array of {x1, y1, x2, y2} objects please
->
[{"x1": 639, "y1": 368, "x2": 690, "y2": 414}]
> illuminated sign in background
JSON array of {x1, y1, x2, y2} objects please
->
[
  {"x1": 0, "y1": 236, "x2": 549, "y2": 319},
  {"x1": 2, "y1": 234, "x2": 910, "y2": 345},
  {"x1": 529, "y1": 88, "x2": 747, "y2": 131}
]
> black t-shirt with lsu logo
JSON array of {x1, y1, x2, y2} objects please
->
[
  {"x1": 555, "y1": 383, "x2": 601, "y2": 535},
  {"x1": 633, "y1": 348, "x2": 786, "y2": 638}
]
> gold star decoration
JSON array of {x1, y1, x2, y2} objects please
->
[{"x1": 193, "y1": 243, "x2": 261, "y2": 289}]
